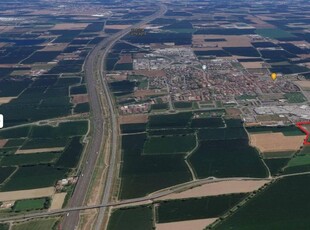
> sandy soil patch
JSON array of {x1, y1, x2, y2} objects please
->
[
  {"x1": 0, "y1": 187, "x2": 54, "y2": 202},
  {"x1": 250, "y1": 133, "x2": 304, "y2": 152},
  {"x1": 72, "y1": 94, "x2": 89, "y2": 104},
  {"x1": 132, "y1": 70, "x2": 166, "y2": 77},
  {"x1": 0, "y1": 139, "x2": 8, "y2": 148},
  {"x1": 16, "y1": 147, "x2": 64, "y2": 154},
  {"x1": 51, "y1": 23, "x2": 89, "y2": 30},
  {"x1": 110, "y1": 73, "x2": 127, "y2": 81},
  {"x1": 294, "y1": 81, "x2": 310, "y2": 90},
  {"x1": 156, "y1": 180, "x2": 268, "y2": 201},
  {"x1": 225, "y1": 108, "x2": 241, "y2": 117},
  {"x1": 118, "y1": 54, "x2": 132, "y2": 64},
  {"x1": 105, "y1": 24, "x2": 131, "y2": 30},
  {"x1": 134, "y1": 89, "x2": 166, "y2": 98},
  {"x1": 41, "y1": 43, "x2": 68, "y2": 51},
  {"x1": 119, "y1": 114, "x2": 148, "y2": 124},
  {"x1": 241, "y1": 62, "x2": 264, "y2": 69},
  {"x1": 0, "y1": 97, "x2": 17, "y2": 104},
  {"x1": 156, "y1": 218, "x2": 217, "y2": 230},
  {"x1": 193, "y1": 35, "x2": 252, "y2": 48},
  {"x1": 49, "y1": 193, "x2": 66, "y2": 210}
]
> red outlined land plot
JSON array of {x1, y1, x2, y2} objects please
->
[{"x1": 296, "y1": 122, "x2": 310, "y2": 145}]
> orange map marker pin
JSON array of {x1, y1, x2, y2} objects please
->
[{"x1": 271, "y1": 73, "x2": 277, "y2": 81}]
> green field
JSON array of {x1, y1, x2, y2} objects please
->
[
  {"x1": 55, "y1": 137, "x2": 84, "y2": 168},
  {"x1": 0, "y1": 224, "x2": 9, "y2": 230},
  {"x1": 12, "y1": 218, "x2": 58, "y2": 230},
  {"x1": 262, "y1": 151, "x2": 295, "y2": 159},
  {"x1": 246, "y1": 125, "x2": 304, "y2": 136},
  {"x1": 148, "y1": 112, "x2": 193, "y2": 129},
  {"x1": 12, "y1": 198, "x2": 49, "y2": 212},
  {"x1": 0, "y1": 126, "x2": 31, "y2": 139},
  {"x1": 108, "y1": 206, "x2": 153, "y2": 230},
  {"x1": 150, "y1": 103, "x2": 169, "y2": 111},
  {"x1": 173, "y1": 101, "x2": 192, "y2": 109},
  {"x1": 119, "y1": 134, "x2": 192, "y2": 199},
  {"x1": 264, "y1": 158, "x2": 290, "y2": 175},
  {"x1": 284, "y1": 92, "x2": 306, "y2": 103},
  {"x1": 189, "y1": 139, "x2": 268, "y2": 178},
  {"x1": 283, "y1": 147, "x2": 310, "y2": 174},
  {"x1": 30, "y1": 121, "x2": 88, "y2": 138},
  {"x1": 4, "y1": 138, "x2": 25, "y2": 148},
  {"x1": 1, "y1": 166, "x2": 67, "y2": 191},
  {"x1": 0, "y1": 152, "x2": 61, "y2": 167},
  {"x1": 20, "y1": 138, "x2": 68, "y2": 149},
  {"x1": 0, "y1": 167, "x2": 16, "y2": 184},
  {"x1": 191, "y1": 117, "x2": 225, "y2": 128},
  {"x1": 255, "y1": 29, "x2": 295, "y2": 39},
  {"x1": 214, "y1": 175, "x2": 310, "y2": 230},
  {"x1": 198, "y1": 127, "x2": 247, "y2": 140},
  {"x1": 127, "y1": 75, "x2": 148, "y2": 89},
  {"x1": 120, "y1": 123, "x2": 147, "y2": 134},
  {"x1": 143, "y1": 135, "x2": 196, "y2": 155},
  {"x1": 157, "y1": 194, "x2": 247, "y2": 223}
]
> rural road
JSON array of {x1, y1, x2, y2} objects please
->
[
  {"x1": 1, "y1": 171, "x2": 309, "y2": 223},
  {"x1": 61, "y1": 3, "x2": 167, "y2": 230}
]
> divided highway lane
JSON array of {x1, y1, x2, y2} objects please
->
[{"x1": 62, "y1": 3, "x2": 167, "y2": 230}]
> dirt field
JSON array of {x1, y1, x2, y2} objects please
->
[
  {"x1": 294, "y1": 81, "x2": 310, "y2": 90},
  {"x1": 0, "y1": 97, "x2": 17, "y2": 104},
  {"x1": 49, "y1": 193, "x2": 66, "y2": 210},
  {"x1": 118, "y1": 54, "x2": 132, "y2": 64},
  {"x1": 119, "y1": 114, "x2": 148, "y2": 124},
  {"x1": 0, "y1": 139, "x2": 8, "y2": 148},
  {"x1": 225, "y1": 108, "x2": 241, "y2": 117},
  {"x1": 132, "y1": 70, "x2": 166, "y2": 77},
  {"x1": 250, "y1": 133, "x2": 304, "y2": 152},
  {"x1": 241, "y1": 62, "x2": 264, "y2": 69},
  {"x1": 16, "y1": 147, "x2": 64, "y2": 154},
  {"x1": 105, "y1": 24, "x2": 131, "y2": 30},
  {"x1": 193, "y1": 35, "x2": 252, "y2": 48},
  {"x1": 72, "y1": 94, "x2": 89, "y2": 104},
  {"x1": 0, "y1": 187, "x2": 54, "y2": 202},
  {"x1": 155, "y1": 218, "x2": 217, "y2": 230},
  {"x1": 51, "y1": 23, "x2": 89, "y2": 30},
  {"x1": 156, "y1": 180, "x2": 268, "y2": 201},
  {"x1": 134, "y1": 89, "x2": 166, "y2": 98}
]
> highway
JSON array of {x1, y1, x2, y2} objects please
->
[{"x1": 61, "y1": 3, "x2": 167, "y2": 230}]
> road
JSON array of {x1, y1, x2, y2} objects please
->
[
  {"x1": 1, "y1": 170, "x2": 310, "y2": 224},
  {"x1": 61, "y1": 3, "x2": 167, "y2": 230},
  {"x1": 0, "y1": 176, "x2": 272, "y2": 223}
]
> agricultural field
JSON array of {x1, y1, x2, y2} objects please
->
[
  {"x1": 284, "y1": 92, "x2": 306, "y2": 103},
  {"x1": 12, "y1": 218, "x2": 58, "y2": 230},
  {"x1": 143, "y1": 135, "x2": 196, "y2": 155},
  {"x1": 0, "y1": 224, "x2": 9, "y2": 230},
  {"x1": 107, "y1": 206, "x2": 153, "y2": 230},
  {"x1": 214, "y1": 175, "x2": 310, "y2": 230},
  {"x1": 148, "y1": 112, "x2": 193, "y2": 129},
  {"x1": 0, "y1": 167, "x2": 16, "y2": 184},
  {"x1": 191, "y1": 118, "x2": 225, "y2": 128},
  {"x1": 0, "y1": 166, "x2": 67, "y2": 191},
  {"x1": 189, "y1": 139, "x2": 268, "y2": 178},
  {"x1": 156, "y1": 194, "x2": 248, "y2": 223},
  {"x1": 119, "y1": 133, "x2": 192, "y2": 199},
  {"x1": 12, "y1": 197, "x2": 50, "y2": 212},
  {"x1": 283, "y1": 147, "x2": 310, "y2": 174}
]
